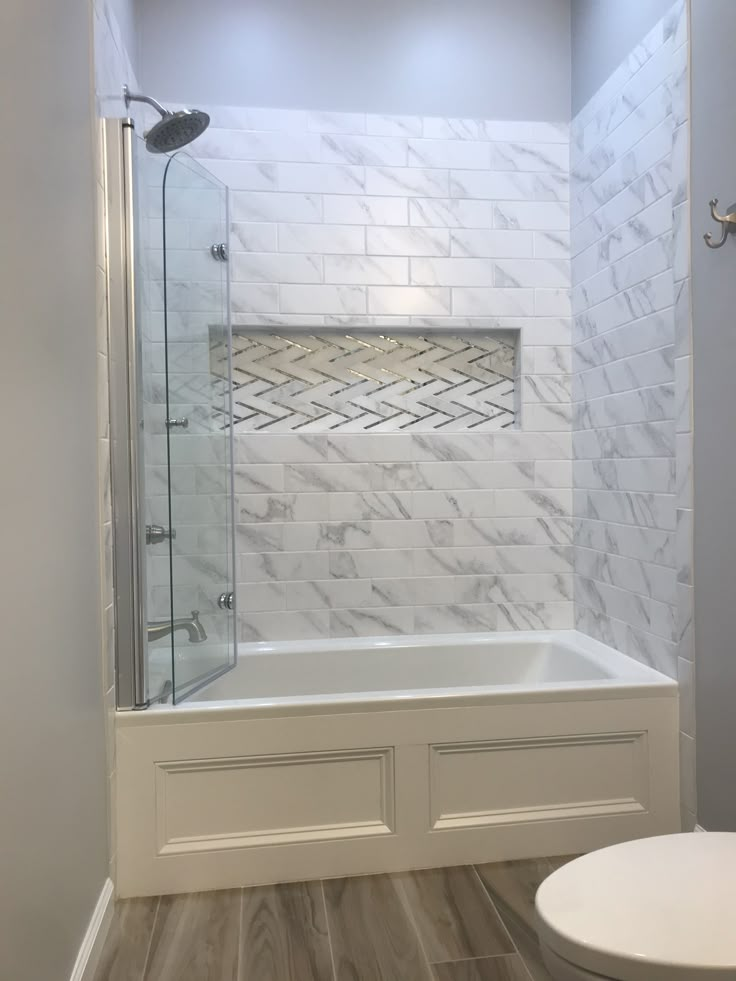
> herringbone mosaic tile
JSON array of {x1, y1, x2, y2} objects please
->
[{"x1": 215, "y1": 332, "x2": 516, "y2": 432}]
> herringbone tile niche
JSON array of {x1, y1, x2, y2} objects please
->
[{"x1": 221, "y1": 332, "x2": 517, "y2": 433}]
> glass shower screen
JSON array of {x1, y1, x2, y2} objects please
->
[
  {"x1": 156, "y1": 149, "x2": 236, "y2": 702},
  {"x1": 108, "y1": 118, "x2": 237, "y2": 708}
]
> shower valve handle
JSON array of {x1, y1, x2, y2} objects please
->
[{"x1": 146, "y1": 524, "x2": 176, "y2": 545}]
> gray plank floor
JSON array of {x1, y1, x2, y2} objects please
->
[{"x1": 94, "y1": 858, "x2": 577, "y2": 981}]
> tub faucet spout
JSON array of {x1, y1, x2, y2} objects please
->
[{"x1": 147, "y1": 610, "x2": 207, "y2": 644}]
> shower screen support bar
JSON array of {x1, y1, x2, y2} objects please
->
[{"x1": 104, "y1": 118, "x2": 149, "y2": 710}]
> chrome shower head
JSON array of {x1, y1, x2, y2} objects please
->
[
  {"x1": 144, "y1": 109, "x2": 210, "y2": 153},
  {"x1": 123, "y1": 85, "x2": 210, "y2": 153}
]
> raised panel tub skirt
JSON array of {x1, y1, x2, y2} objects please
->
[{"x1": 116, "y1": 630, "x2": 680, "y2": 897}]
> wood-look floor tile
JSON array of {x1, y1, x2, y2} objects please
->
[
  {"x1": 239, "y1": 881, "x2": 333, "y2": 981},
  {"x1": 433, "y1": 954, "x2": 533, "y2": 981},
  {"x1": 475, "y1": 860, "x2": 556, "y2": 981},
  {"x1": 323, "y1": 874, "x2": 434, "y2": 981},
  {"x1": 395, "y1": 867, "x2": 514, "y2": 964},
  {"x1": 143, "y1": 890, "x2": 240, "y2": 981},
  {"x1": 93, "y1": 898, "x2": 160, "y2": 981}
]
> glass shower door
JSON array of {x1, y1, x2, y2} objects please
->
[{"x1": 160, "y1": 151, "x2": 236, "y2": 702}]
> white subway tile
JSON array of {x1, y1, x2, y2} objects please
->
[
  {"x1": 410, "y1": 198, "x2": 496, "y2": 228},
  {"x1": 231, "y1": 252, "x2": 323, "y2": 284},
  {"x1": 408, "y1": 138, "x2": 489, "y2": 170},
  {"x1": 230, "y1": 222, "x2": 278, "y2": 252},
  {"x1": 279, "y1": 223, "x2": 365, "y2": 254},
  {"x1": 230, "y1": 283, "x2": 279, "y2": 314},
  {"x1": 494, "y1": 201, "x2": 570, "y2": 231},
  {"x1": 280, "y1": 284, "x2": 367, "y2": 315},
  {"x1": 534, "y1": 232, "x2": 571, "y2": 260},
  {"x1": 367, "y1": 226, "x2": 450, "y2": 257},
  {"x1": 307, "y1": 110, "x2": 366, "y2": 134},
  {"x1": 450, "y1": 229, "x2": 534, "y2": 259},
  {"x1": 481, "y1": 121, "x2": 569, "y2": 143},
  {"x1": 452, "y1": 287, "x2": 535, "y2": 317},
  {"x1": 278, "y1": 163, "x2": 366, "y2": 194},
  {"x1": 495, "y1": 259, "x2": 570, "y2": 289},
  {"x1": 324, "y1": 255, "x2": 409, "y2": 286},
  {"x1": 231, "y1": 190, "x2": 321, "y2": 223},
  {"x1": 201, "y1": 160, "x2": 277, "y2": 190},
  {"x1": 366, "y1": 114, "x2": 423, "y2": 137},
  {"x1": 365, "y1": 166, "x2": 449, "y2": 198},
  {"x1": 323, "y1": 194, "x2": 408, "y2": 225},
  {"x1": 422, "y1": 117, "x2": 480, "y2": 140},
  {"x1": 367, "y1": 286, "x2": 451, "y2": 315},
  {"x1": 196, "y1": 128, "x2": 322, "y2": 162},
  {"x1": 535, "y1": 289, "x2": 572, "y2": 316},
  {"x1": 412, "y1": 257, "x2": 494, "y2": 287},
  {"x1": 488, "y1": 142, "x2": 569, "y2": 173},
  {"x1": 450, "y1": 170, "x2": 541, "y2": 201},
  {"x1": 321, "y1": 134, "x2": 407, "y2": 166}
]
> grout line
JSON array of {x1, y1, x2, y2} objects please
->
[
  {"x1": 573, "y1": 344, "x2": 676, "y2": 380},
  {"x1": 572, "y1": 380, "x2": 675, "y2": 409},
  {"x1": 236, "y1": 888, "x2": 244, "y2": 981},
  {"x1": 470, "y1": 866, "x2": 518, "y2": 953},
  {"x1": 471, "y1": 865, "x2": 539, "y2": 981},
  {"x1": 140, "y1": 896, "x2": 161, "y2": 980},
  {"x1": 432, "y1": 952, "x2": 519, "y2": 966},
  {"x1": 320, "y1": 880, "x2": 339, "y2": 981},
  {"x1": 390, "y1": 873, "x2": 437, "y2": 977}
]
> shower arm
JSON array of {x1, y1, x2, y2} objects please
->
[{"x1": 123, "y1": 85, "x2": 169, "y2": 118}]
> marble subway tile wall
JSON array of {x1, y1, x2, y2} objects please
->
[
  {"x1": 571, "y1": 2, "x2": 693, "y2": 822},
  {"x1": 184, "y1": 108, "x2": 574, "y2": 641},
  {"x1": 228, "y1": 431, "x2": 574, "y2": 640}
]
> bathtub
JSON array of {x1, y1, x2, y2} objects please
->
[{"x1": 116, "y1": 630, "x2": 680, "y2": 897}]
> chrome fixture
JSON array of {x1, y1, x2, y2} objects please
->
[
  {"x1": 704, "y1": 198, "x2": 736, "y2": 249},
  {"x1": 147, "y1": 610, "x2": 207, "y2": 644},
  {"x1": 166, "y1": 417, "x2": 189, "y2": 429},
  {"x1": 218, "y1": 591, "x2": 235, "y2": 611},
  {"x1": 146, "y1": 524, "x2": 176, "y2": 545},
  {"x1": 211, "y1": 243, "x2": 228, "y2": 261},
  {"x1": 151, "y1": 679, "x2": 173, "y2": 705},
  {"x1": 123, "y1": 85, "x2": 210, "y2": 153}
]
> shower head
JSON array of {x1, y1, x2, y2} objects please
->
[
  {"x1": 123, "y1": 85, "x2": 210, "y2": 153},
  {"x1": 144, "y1": 109, "x2": 210, "y2": 153}
]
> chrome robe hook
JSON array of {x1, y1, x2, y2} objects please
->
[{"x1": 704, "y1": 198, "x2": 736, "y2": 249}]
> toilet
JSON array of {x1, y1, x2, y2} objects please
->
[{"x1": 535, "y1": 833, "x2": 736, "y2": 981}]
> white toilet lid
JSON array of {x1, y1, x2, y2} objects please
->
[{"x1": 536, "y1": 834, "x2": 736, "y2": 981}]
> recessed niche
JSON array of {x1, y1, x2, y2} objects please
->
[{"x1": 215, "y1": 330, "x2": 518, "y2": 433}]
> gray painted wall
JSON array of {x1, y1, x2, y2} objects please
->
[
  {"x1": 136, "y1": 0, "x2": 571, "y2": 120},
  {"x1": 691, "y1": 0, "x2": 736, "y2": 831},
  {"x1": 0, "y1": 0, "x2": 110, "y2": 978},
  {"x1": 571, "y1": 0, "x2": 674, "y2": 113}
]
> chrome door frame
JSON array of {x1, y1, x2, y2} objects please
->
[{"x1": 105, "y1": 118, "x2": 148, "y2": 710}]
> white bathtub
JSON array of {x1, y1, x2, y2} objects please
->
[
  {"x1": 190, "y1": 630, "x2": 671, "y2": 711},
  {"x1": 116, "y1": 630, "x2": 680, "y2": 897}
]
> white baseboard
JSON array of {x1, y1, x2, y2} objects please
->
[{"x1": 69, "y1": 878, "x2": 115, "y2": 981}]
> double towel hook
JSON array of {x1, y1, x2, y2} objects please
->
[{"x1": 704, "y1": 198, "x2": 736, "y2": 249}]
